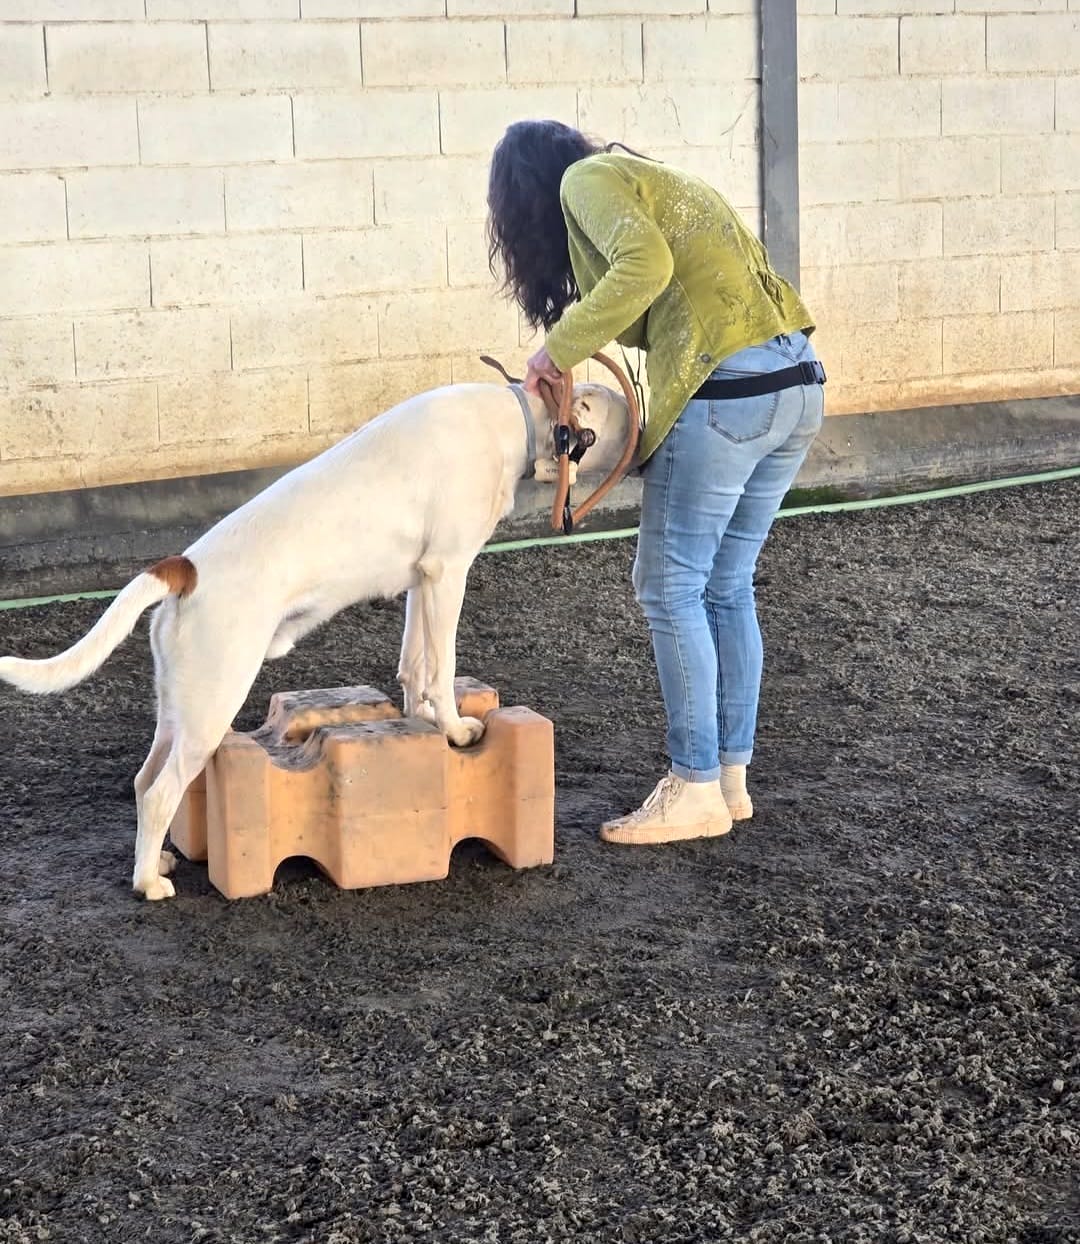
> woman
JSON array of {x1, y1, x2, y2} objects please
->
[{"x1": 486, "y1": 120, "x2": 824, "y2": 847}]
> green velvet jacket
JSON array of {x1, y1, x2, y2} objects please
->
[{"x1": 544, "y1": 152, "x2": 815, "y2": 462}]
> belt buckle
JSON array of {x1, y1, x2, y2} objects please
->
[{"x1": 799, "y1": 360, "x2": 826, "y2": 385}]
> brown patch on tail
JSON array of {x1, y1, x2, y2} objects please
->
[{"x1": 149, "y1": 555, "x2": 198, "y2": 598}]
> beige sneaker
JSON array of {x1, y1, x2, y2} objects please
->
[{"x1": 600, "y1": 773, "x2": 734, "y2": 845}]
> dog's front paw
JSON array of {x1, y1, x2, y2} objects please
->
[
  {"x1": 447, "y1": 716, "x2": 486, "y2": 748},
  {"x1": 136, "y1": 875, "x2": 176, "y2": 902}
]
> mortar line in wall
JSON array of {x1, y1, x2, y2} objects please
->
[
  {"x1": 300, "y1": 235, "x2": 306, "y2": 291},
  {"x1": 71, "y1": 322, "x2": 77, "y2": 378},
  {"x1": 289, "y1": 96, "x2": 296, "y2": 158},
  {"x1": 357, "y1": 21, "x2": 363, "y2": 88},
  {"x1": 62, "y1": 176, "x2": 70, "y2": 241},
  {"x1": 135, "y1": 99, "x2": 142, "y2": 165},
  {"x1": 436, "y1": 91, "x2": 444, "y2": 156},
  {"x1": 204, "y1": 22, "x2": 211, "y2": 92},
  {"x1": 42, "y1": 25, "x2": 49, "y2": 89}
]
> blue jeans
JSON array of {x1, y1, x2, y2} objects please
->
[{"x1": 633, "y1": 331, "x2": 824, "y2": 780}]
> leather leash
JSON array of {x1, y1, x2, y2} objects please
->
[
  {"x1": 480, "y1": 352, "x2": 642, "y2": 534},
  {"x1": 479, "y1": 354, "x2": 521, "y2": 385},
  {"x1": 539, "y1": 352, "x2": 641, "y2": 535}
]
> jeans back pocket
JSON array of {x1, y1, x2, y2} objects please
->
[{"x1": 706, "y1": 390, "x2": 781, "y2": 444}]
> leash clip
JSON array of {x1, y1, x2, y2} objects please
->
[{"x1": 569, "y1": 427, "x2": 596, "y2": 465}]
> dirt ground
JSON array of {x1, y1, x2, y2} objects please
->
[{"x1": 0, "y1": 480, "x2": 1077, "y2": 1244}]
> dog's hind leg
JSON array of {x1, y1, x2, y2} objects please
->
[
  {"x1": 135, "y1": 609, "x2": 178, "y2": 880},
  {"x1": 133, "y1": 689, "x2": 254, "y2": 899},
  {"x1": 133, "y1": 734, "x2": 215, "y2": 900},
  {"x1": 398, "y1": 587, "x2": 435, "y2": 724},
  {"x1": 134, "y1": 714, "x2": 176, "y2": 884},
  {"x1": 417, "y1": 556, "x2": 484, "y2": 747},
  {"x1": 132, "y1": 628, "x2": 267, "y2": 899}
]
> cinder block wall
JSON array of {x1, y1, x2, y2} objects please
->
[
  {"x1": 799, "y1": 0, "x2": 1080, "y2": 416},
  {"x1": 0, "y1": 1, "x2": 760, "y2": 497}
]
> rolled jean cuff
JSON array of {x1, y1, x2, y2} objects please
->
[
  {"x1": 671, "y1": 761, "x2": 722, "y2": 783},
  {"x1": 720, "y1": 749, "x2": 753, "y2": 767}
]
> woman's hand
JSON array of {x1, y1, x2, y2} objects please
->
[{"x1": 524, "y1": 345, "x2": 564, "y2": 394}]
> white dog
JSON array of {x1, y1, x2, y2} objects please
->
[{"x1": 0, "y1": 380, "x2": 628, "y2": 900}]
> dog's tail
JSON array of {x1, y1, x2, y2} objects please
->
[{"x1": 0, "y1": 556, "x2": 197, "y2": 695}]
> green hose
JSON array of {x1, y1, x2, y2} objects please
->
[
  {"x1": 484, "y1": 464, "x2": 1080, "y2": 552},
  {"x1": 1, "y1": 464, "x2": 1077, "y2": 613}
]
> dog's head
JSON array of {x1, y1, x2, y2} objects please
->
[{"x1": 533, "y1": 382, "x2": 633, "y2": 484}]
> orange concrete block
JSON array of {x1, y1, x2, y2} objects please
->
[
  {"x1": 170, "y1": 678, "x2": 496, "y2": 861},
  {"x1": 169, "y1": 678, "x2": 554, "y2": 899}
]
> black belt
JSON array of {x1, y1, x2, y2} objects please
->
[{"x1": 693, "y1": 359, "x2": 826, "y2": 401}]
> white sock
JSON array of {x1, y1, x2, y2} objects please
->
[{"x1": 720, "y1": 764, "x2": 747, "y2": 801}]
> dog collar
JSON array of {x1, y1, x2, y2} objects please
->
[{"x1": 509, "y1": 384, "x2": 537, "y2": 479}]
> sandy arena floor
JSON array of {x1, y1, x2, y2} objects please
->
[{"x1": 0, "y1": 480, "x2": 1077, "y2": 1243}]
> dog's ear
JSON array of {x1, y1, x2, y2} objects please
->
[
  {"x1": 569, "y1": 382, "x2": 602, "y2": 431},
  {"x1": 571, "y1": 383, "x2": 628, "y2": 440}
]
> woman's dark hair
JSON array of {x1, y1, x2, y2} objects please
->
[{"x1": 486, "y1": 120, "x2": 601, "y2": 332}]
